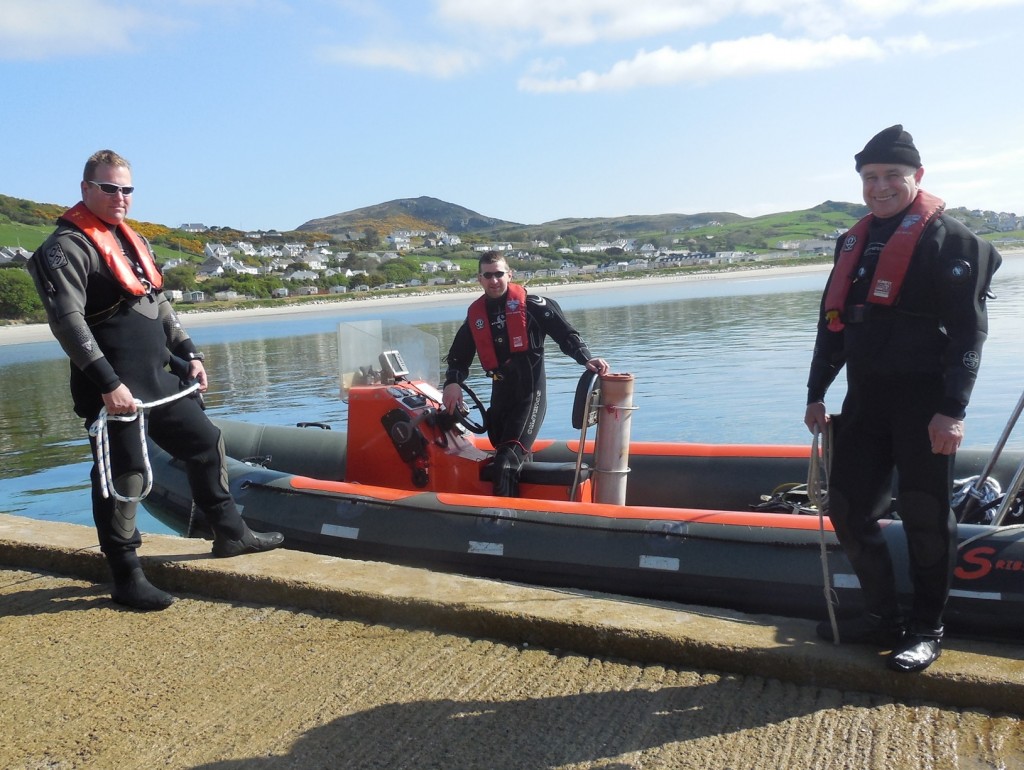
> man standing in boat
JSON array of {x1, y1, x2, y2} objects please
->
[
  {"x1": 804, "y1": 126, "x2": 1001, "y2": 672},
  {"x1": 27, "y1": 150, "x2": 284, "y2": 611},
  {"x1": 443, "y1": 251, "x2": 609, "y2": 496}
]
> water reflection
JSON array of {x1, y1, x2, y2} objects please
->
[
  {"x1": 0, "y1": 358, "x2": 88, "y2": 478},
  {"x1": 2, "y1": 258, "x2": 1021, "y2": 532}
]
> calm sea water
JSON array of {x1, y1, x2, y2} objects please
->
[{"x1": 3, "y1": 259, "x2": 1022, "y2": 535}]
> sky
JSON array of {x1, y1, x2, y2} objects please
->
[{"x1": 3, "y1": 0, "x2": 1024, "y2": 233}]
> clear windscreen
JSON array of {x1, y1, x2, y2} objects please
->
[{"x1": 337, "y1": 319, "x2": 440, "y2": 399}]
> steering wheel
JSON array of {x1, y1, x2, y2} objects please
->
[{"x1": 451, "y1": 381, "x2": 488, "y2": 434}]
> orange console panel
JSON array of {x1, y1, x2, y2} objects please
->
[
  {"x1": 345, "y1": 382, "x2": 491, "y2": 494},
  {"x1": 345, "y1": 381, "x2": 590, "y2": 503}
]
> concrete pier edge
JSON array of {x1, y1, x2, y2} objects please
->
[{"x1": 2, "y1": 513, "x2": 1021, "y2": 715}]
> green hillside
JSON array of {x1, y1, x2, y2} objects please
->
[
  {"x1": 3, "y1": 191, "x2": 1021, "y2": 324},
  {"x1": 673, "y1": 201, "x2": 867, "y2": 253},
  {"x1": 3, "y1": 193, "x2": 1021, "y2": 256},
  {"x1": 0, "y1": 220, "x2": 51, "y2": 253},
  {"x1": 297, "y1": 195, "x2": 519, "y2": 235}
]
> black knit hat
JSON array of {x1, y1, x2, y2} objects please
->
[{"x1": 854, "y1": 124, "x2": 921, "y2": 171}]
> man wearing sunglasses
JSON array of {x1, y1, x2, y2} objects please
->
[
  {"x1": 442, "y1": 251, "x2": 609, "y2": 496},
  {"x1": 27, "y1": 149, "x2": 283, "y2": 611}
]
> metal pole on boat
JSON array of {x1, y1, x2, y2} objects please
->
[
  {"x1": 956, "y1": 388, "x2": 1024, "y2": 522},
  {"x1": 593, "y1": 373, "x2": 636, "y2": 505},
  {"x1": 991, "y1": 456, "x2": 1024, "y2": 526}
]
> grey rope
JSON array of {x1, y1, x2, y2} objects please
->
[{"x1": 808, "y1": 424, "x2": 841, "y2": 643}]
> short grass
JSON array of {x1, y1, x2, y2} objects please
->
[
  {"x1": 1, "y1": 219, "x2": 184, "y2": 261},
  {"x1": 0, "y1": 220, "x2": 50, "y2": 253}
]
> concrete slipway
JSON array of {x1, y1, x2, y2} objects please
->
[{"x1": 1, "y1": 512, "x2": 1022, "y2": 769}]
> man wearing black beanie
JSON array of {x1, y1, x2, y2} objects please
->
[
  {"x1": 803, "y1": 125, "x2": 1002, "y2": 672},
  {"x1": 854, "y1": 124, "x2": 922, "y2": 171}
]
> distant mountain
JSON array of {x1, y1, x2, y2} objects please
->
[
  {"x1": 296, "y1": 196, "x2": 520, "y2": 235},
  {"x1": 2, "y1": 191, "x2": 1011, "y2": 253},
  {"x1": 294, "y1": 197, "x2": 873, "y2": 243},
  {"x1": 295, "y1": 195, "x2": 761, "y2": 239},
  {"x1": 513, "y1": 212, "x2": 750, "y2": 240}
]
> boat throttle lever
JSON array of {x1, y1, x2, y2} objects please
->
[{"x1": 381, "y1": 408, "x2": 430, "y2": 488}]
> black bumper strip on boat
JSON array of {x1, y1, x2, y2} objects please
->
[{"x1": 240, "y1": 480, "x2": 840, "y2": 549}]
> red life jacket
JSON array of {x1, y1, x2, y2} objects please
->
[
  {"x1": 59, "y1": 202, "x2": 163, "y2": 295},
  {"x1": 468, "y1": 283, "x2": 529, "y2": 372},
  {"x1": 823, "y1": 190, "x2": 944, "y2": 331}
]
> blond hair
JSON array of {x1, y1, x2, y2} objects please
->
[{"x1": 83, "y1": 150, "x2": 131, "y2": 181}]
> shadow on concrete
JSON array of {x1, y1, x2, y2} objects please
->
[{"x1": 190, "y1": 679, "x2": 840, "y2": 770}]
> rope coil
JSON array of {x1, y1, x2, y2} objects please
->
[
  {"x1": 88, "y1": 383, "x2": 201, "y2": 502},
  {"x1": 808, "y1": 424, "x2": 841, "y2": 643}
]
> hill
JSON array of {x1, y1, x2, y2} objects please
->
[
  {"x1": 2, "y1": 193, "x2": 1018, "y2": 255},
  {"x1": 295, "y1": 197, "x2": 765, "y2": 241},
  {"x1": 513, "y1": 211, "x2": 750, "y2": 240},
  {"x1": 293, "y1": 197, "x2": 870, "y2": 250},
  {"x1": 296, "y1": 196, "x2": 520, "y2": 235},
  {"x1": 674, "y1": 200, "x2": 868, "y2": 252}
]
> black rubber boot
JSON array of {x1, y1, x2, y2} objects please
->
[
  {"x1": 816, "y1": 612, "x2": 905, "y2": 647},
  {"x1": 212, "y1": 524, "x2": 284, "y2": 558},
  {"x1": 490, "y1": 446, "x2": 522, "y2": 497},
  {"x1": 887, "y1": 626, "x2": 943, "y2": 672},
  {"x1": 109, "y1": 557, "x2": 174, "y2": 611}
]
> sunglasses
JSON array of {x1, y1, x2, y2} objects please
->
[
  {"x1": 87, "y1": 180, "x2": 135, "y2": 195},
  {"x1": 480, "y1": 271, "x2": 506, "y2": 280}
]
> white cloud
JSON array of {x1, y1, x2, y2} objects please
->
[
  {"x1": 929, "y1": 145, "x2": 1024, "y2": 176},
  {"x1": 895, "y1": 0, "x2": 1024, "y2": 14},
  {"x1": 437, "y1": 0, "x2": 1024, "y2": 45},
  {"x1": 437, "y1": 0, "x2": 734, "y2": 45},
  {"x1": 518, "y1": 34, "x2": 932, "y2": 92},
  {"x1": 434, "y1": 0, "x2": 1019, "y2": 87},
  {"x1": 318, "y1": 43, "x2": 480, "y2": 78},
  {"x1": 0, "y1": 0, "x2": 173, "y2": 60},
  {"x1": 921, "y1": 142, "x2": 1024, "y2": 213}
]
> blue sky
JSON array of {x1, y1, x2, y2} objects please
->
[{"x1": 3, "y1": 0, "x2": 1023, "y2": 232}]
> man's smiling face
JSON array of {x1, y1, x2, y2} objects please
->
[{"x1": 859, "y1": 163, "x2": 923, "y2": 219}]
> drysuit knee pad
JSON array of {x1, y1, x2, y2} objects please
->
[{"x1": 110, "y1": 472, "x2": 144, "y2": 540}]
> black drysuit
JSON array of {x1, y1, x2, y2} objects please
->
[
  {"x1": 445, "y1": 291, "x2": 594, "y2": 495},
  {"x1": 807, "y1": 208, "x2": 1001, "y2": 629},
  {"x1": 28, "y1": 219, "x2": 247, "y2": 579}
]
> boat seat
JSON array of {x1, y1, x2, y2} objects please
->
[{"x1": 480, "y1": 460, "x2": 592, "y2": 486}]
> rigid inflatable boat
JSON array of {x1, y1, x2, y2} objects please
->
[{"x1": 144, "y1": 321, "x2": 1024, "y2": 638}]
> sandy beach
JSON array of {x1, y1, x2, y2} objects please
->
[
  {"x1": 7, "y1": 253, "x2": 1020, "y2": 348},
  {"x1": 0, "y1": 262, "x2": 834, "y2": 347}
]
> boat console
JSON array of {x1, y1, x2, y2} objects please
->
[{"x1": 338, "y1": 320, "x2": 591, "y2": 502}]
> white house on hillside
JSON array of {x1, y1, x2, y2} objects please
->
[
  {"x1": 204, "y1": 243, "x2": 231, "y2": 259},
  {"x1": 197, "y1": 257, "x2": 225, "y2": 277},
  {"x1": 285, "y1": 270, "x2": 319, "y2": 282},
  {"x1": 223, "y1": 260, "x2": 259, "y2": 276}
]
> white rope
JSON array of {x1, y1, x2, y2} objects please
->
[
  {"x1": 88, "y1": 383, "x2": 201, "y2": 502},
  {"x1": 807, "y1": 424, "x2": 842, "y2": 643}
]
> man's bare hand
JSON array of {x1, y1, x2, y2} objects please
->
[
  {"x1": 804, "y1": 401, "x2": 829, "y2": 434},
  {"x1": 102, "y1": 384, "x2": 137, "y2": 415},
  {"x1": 928, "y1": 413, "x2": 964, "y2": 455},
  {"x1": 442, "y1": 382, "x2": 464, "y2": 414}
]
